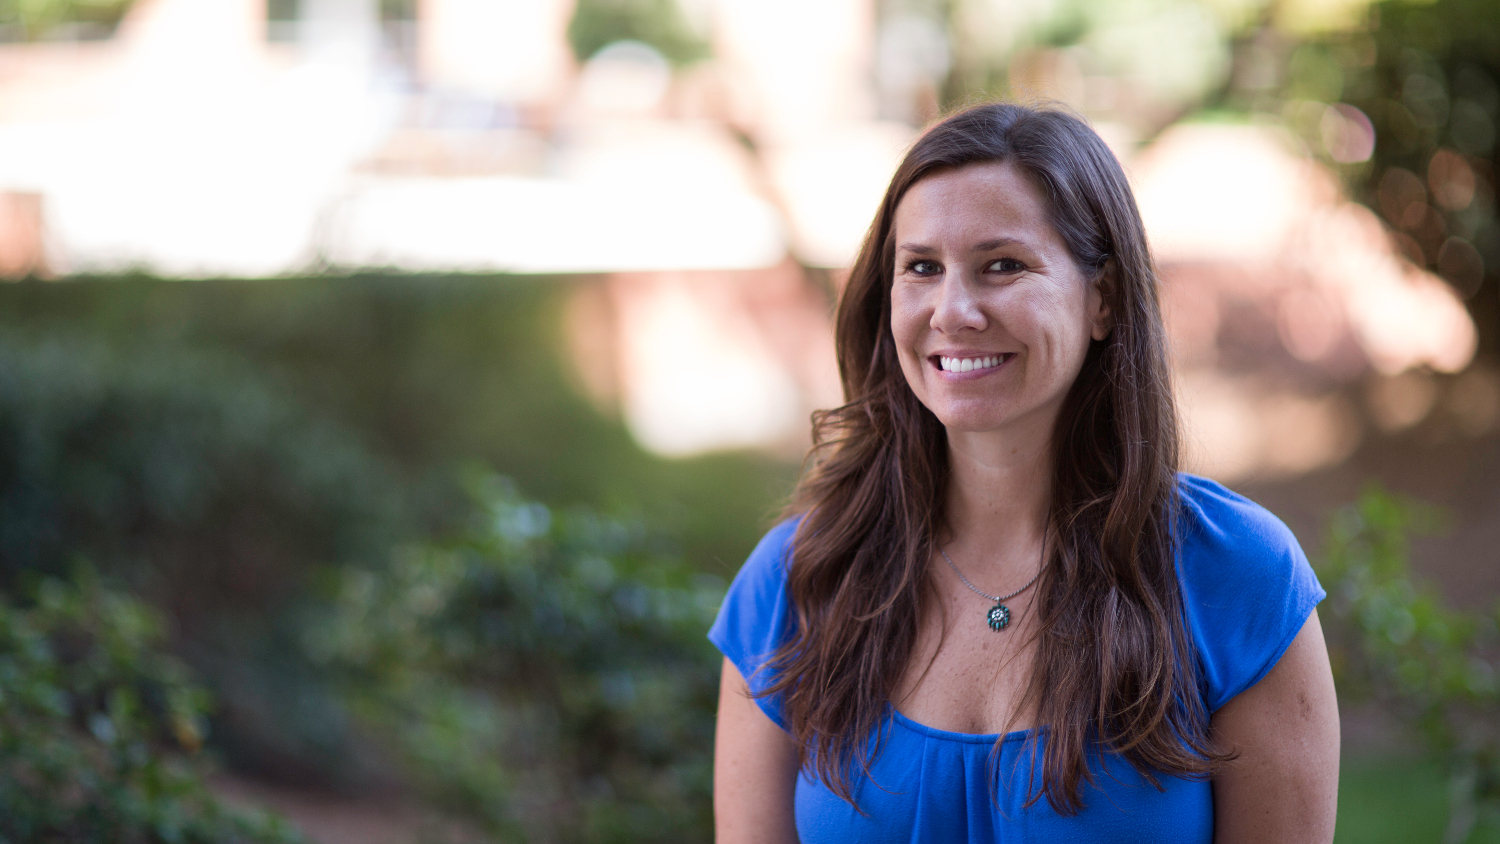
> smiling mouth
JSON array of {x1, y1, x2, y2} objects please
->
[{"x1": 935, "y1": 354, "x2": 1012, "y2": 373}]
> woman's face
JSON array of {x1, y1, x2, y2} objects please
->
[{"x1": 889, "y1": 161, "x2": 1111, "y2": 440}]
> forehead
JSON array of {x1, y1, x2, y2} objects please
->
[{"x1": 892, "y1": 161, "x2": 1059, "y2": 249}]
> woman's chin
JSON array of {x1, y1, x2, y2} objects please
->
[
  {"x1": 934, "y1": 411, "x2": 1018, "y2": 437},
  {"x1": 933, "y1": 402, "x2": 1060, "y2": 443}
]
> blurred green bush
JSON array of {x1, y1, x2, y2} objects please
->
[
  {"x1": 0, "y1": 328, "x2": 405, "y2": 596},
  {"x1": 0, "y1": 327, "x2": 411, "y2": 788},
  {"x1": 0, "y1": 0, "x2": 132, "y2": 40},
  {"x1": 0, "y1": 275, "x2": 795, "y2": 577},
  {"x1": 309, "y1": 470, "x2": 723, "y2": 843},
  {"x1": 0, "y1": 567, "x2": 305, "y2": 844},
  {"x1": 567, "y1": 0, "x2": 709, "y2": 65},
  {"x1": 1319, "y1": 487, "x2": 1500, "y2": 843},
  {"x1": 0, "y1": 275, "x2": 789, "y2": 834},
  {"x1": 1275, "y1": 0, "x2": 1499, "y2": 350}
]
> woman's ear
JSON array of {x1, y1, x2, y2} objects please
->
[{"x1": 1089, "y1": 259, "x2": 1116, "y2": 342}]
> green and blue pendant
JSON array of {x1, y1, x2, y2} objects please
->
[{"x1": 939, "y1": 547, "x2": 1044, "y2": 634}]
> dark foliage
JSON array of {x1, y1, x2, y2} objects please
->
[
  {"x1": 1281, "y1": 0, "x2": 1500, "y2": 356},
  {"x1": 311, "y1": 471, "x2": 723, "y2": 842},
  {"x1": 1319, "y1": 487, "x2": 1500, "y2": 843},
  {"x1": 0, "y1": 275, "x2": 794, "y2": 580},
  {"x1": 0, "y1": 569, "x2": 306, "y2": 844},
  {"x1": 0, "y1": 327, "x2": 411, "y2": 788}
]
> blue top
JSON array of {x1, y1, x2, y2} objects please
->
[{"x1": 708, "y1": 474, "x2": 1325, "y2": 843}]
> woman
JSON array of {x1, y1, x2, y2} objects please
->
[{"x1": 709, "y1": 102, "x2": 1340, "y2": 843}]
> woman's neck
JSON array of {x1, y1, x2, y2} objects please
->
[{"x1": 941, "y1": 427, "x2": 1053, "y2": 579}]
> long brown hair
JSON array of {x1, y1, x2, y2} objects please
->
[{"x1": 759, "y1": 102, "x2": 1228, "y2": 813}]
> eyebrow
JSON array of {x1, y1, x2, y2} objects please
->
[{"x1": 896, "y1": 238, "x2": 1023, "y2": 254}]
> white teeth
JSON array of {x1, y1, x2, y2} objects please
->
[{"x1": 939, "y1": 355, "x2": 1006, "y2": 372}]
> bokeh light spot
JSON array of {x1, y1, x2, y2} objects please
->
[
  {"x1": 1427, "y1": 148, "x2": 1476, "y2": 211},
  {"x1": 1321, "y1": 103, "x2": 1374, "y2": 163}
]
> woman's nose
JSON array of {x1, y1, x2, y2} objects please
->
[{"x1": 931, "y1": 273, "x2": 986, "y2": 333}]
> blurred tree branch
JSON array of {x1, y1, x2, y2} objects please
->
[{"x1": 0, "y1": 0, "x2": 133, "y2": 40}]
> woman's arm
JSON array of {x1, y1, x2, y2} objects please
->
[
  {"x1": 1211, "y1": 609, "x2": 1340, "y2": 844},
  {"x1": 714, "y1": 657, "x2": 802, "y2": 844}
]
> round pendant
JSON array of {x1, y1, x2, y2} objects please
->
[{"x1": 987, "y1": 603, "x2": 1011, "y2": 631}]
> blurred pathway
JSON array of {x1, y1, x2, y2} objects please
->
[{"x1": 211, "y1": 773, "x2": 466, "y2": 844}]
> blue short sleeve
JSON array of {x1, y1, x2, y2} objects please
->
[
  {"x1": 1176, "y1": 475, "x2": 1326, "y2": 712},
  {"x1": 708, "y1": 518, "x2": 801, "y2": 730}
]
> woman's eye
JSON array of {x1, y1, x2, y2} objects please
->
[
  {"x1": 987, "y1": 258, "x2": 1025, "y2": 273},
  {"x1": 905, "y1": 259, "x2": 941, "y2": 276}
]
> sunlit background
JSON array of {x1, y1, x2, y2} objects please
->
[{"x1": 0, "y1": 0, "x2": 1497, "y2": 841}]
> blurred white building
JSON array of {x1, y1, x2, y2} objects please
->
[{"x1": 0, "y1": 0, "x2": 1486, "y2": 465}]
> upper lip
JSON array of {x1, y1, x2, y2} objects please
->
[{"x1": 928, "y1": 350, "x2": 1013, "y2": 359}]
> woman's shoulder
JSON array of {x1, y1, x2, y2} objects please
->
[
  {"x1": 1175, "y1": 473, "x2": 1300, "y2": 554},
  {"x1": 1173, "y1": 474, "x2": 1325, "y2": 711},
  {"x1": 706, "y1": 517, "x2": 802, "y2": 729}
]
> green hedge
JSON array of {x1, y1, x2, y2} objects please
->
[
  {"x1": 0, "y1": 275, "x2": 796, "y2": 578},
  {"x1": 0, "y1": 568, "x2": 305, "y2": 844},
  {"x1": 311, "y1": 470, "x2": 723, "y2": 842},
  {"x1": 0, "y1": 327, "x2": 413, "y2": 788},
  {"x1": 1320, "y1": 488, "x2": 1500, "y2": 843}
]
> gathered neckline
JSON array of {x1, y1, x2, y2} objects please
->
[{"x1": 887, "y1": 706, "x2": 1042, "y2": 744}]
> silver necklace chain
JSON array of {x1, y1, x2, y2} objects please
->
[
  {"x1": 938, "y1": 546, "x2": 1045, "y2": 612},
  {"x1": 936, "y1": 548, "x2": 1044, "y2": 635}
]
